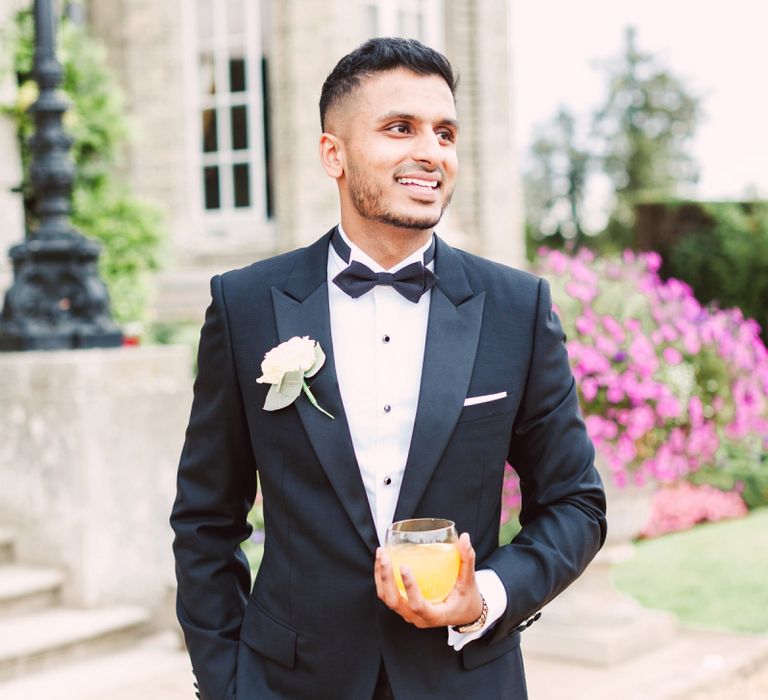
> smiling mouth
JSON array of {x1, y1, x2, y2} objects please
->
[{"x1": 396, "y1": 177, "x2": 439, "y2": 191}]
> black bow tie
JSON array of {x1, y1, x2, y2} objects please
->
[{"x1": 331, "y1": 230, "x2": 438, "y2": 304}]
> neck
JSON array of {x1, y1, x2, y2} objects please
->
[{"x1": 339, "y1": 216, "x2": 433, "y2": 269}]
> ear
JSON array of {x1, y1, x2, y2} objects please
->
[{"x1": 319, "y1": 132, "x2": 344, "y2": 179}]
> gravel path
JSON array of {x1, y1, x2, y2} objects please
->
[{"x1": 683, "y1": 661, "x2": 768, "y2": 700}]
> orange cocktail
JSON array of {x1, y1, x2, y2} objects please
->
[
  {"x1": 388, "y1": 542, "x2": 461, "y2": 602},
  {"x1": 385, "y1": 518, "x2": 460, "y2": 603}
]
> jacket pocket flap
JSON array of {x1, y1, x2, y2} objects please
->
[
  {"x1": 461, "y1": 630, "x2": 520, "y2": 670},
  {"x1": 240, "y1": 602, "x2": 297, "y2": 669}
]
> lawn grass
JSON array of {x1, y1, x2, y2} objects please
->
[{"x1": 612, "y1": 507, "x2": 768, "y2": 633}]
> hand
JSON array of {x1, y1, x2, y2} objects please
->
[{"x1": 374, "y1": 532, "x2": 484, "y2": 629}]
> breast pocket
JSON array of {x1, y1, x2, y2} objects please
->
[{"x1": 456, "y1": 392, "x2": 516, "y2": 424}]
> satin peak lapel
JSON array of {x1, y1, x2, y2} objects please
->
[
  {"x1": 271, "y1": 232, "x2": 378, "y2": 553},
  {"x1": 394, "y1": 239, "x2": 485, "y2": 521}
]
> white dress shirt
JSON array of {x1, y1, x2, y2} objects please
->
[{"x1": 327, "y1": 226, "x2": 507, "y2": 651}]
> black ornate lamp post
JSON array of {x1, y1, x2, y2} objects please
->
[{"x1": 0, "y1": 0, "x2": 122, "y2": 350}]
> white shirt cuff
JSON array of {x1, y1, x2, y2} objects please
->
[{"x1": 446, "y1": 568, "x2": 508, "y2": 651}]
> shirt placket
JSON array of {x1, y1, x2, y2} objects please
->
[{"x1": 373, "y1": 286, "x2": 401, "y2": 537}]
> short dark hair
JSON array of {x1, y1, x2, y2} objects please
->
[{"x1": 319, "y1": 37, "x2": 458, "y2": 131}]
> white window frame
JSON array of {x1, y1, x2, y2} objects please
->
[
  {"x1": 182, "y1": 0, "x2": 271, "y2": 247},
  {"x1": 361, "y1": 0, "x2": 445, "y2": 49}
]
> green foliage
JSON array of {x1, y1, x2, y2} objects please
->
[
  {"x1": 1, "y1": 9, "x2": 164, "y2": 323},
  {"x1": 499, "y1": 516, "x2": 521, "y2": 545},
  {"x1": 592, "y1": 213, "x2": 633, "y2": 255},
  {"x1": 72, "y1": 186, "x2": 163, "y2": 322},
  {"x1": 665, "y1": 202, "x2": 768, "y2": 343},
  {"x1": 689, "y1": 437, "x2": 768, "y2": 510},
  {"x1": 613, "y1": 508, "x2": 768, "y2": 633},
  {"x1": 242, "y1": 499, "x2": 265, "y2": 579},
  {"x1": 147, "y1": 321, "x2": 202, "y2": 349}
]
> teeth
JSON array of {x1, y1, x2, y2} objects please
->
[{"x1": 397, "y1": 177, "x2": 438, "y2": 188}]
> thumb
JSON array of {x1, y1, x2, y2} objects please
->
[{"x1": 457, "y1": 532, "x2": 476, "y2": 585}]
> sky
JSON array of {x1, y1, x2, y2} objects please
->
[{"x1": 510, "y1": 0, "x2": 768, "y2": 201}]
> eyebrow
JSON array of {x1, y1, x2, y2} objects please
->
[{"x1": 377, "y1": 111, "x2": 459, "y2": 130}]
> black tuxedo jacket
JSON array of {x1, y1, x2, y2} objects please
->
[{"x1": 171, "y1": 230, "x2": 607, "y2": 700}]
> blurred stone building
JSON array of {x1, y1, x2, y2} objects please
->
[{"x1": 0, "y1": 0, "x2": 522, "y2": 322}]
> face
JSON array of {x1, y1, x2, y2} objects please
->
[{"x1": 323, "y1": 68, "x2": 459, "y2": 233}]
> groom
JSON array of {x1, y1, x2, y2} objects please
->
[{"x1": 171, "y1": 38, "x2": 606, "y2": 700}]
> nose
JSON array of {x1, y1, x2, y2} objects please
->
[{"x1": 410, "y1": 129, "x2": 442, "y2": 167}]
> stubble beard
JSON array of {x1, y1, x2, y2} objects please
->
[{"x1": 347, "y1": 166, "x2": 453, "y2": 231}]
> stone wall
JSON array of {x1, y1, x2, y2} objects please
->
[
  {"x1": 86, "y1": 0, "x2": 192, "y2": 260},
  {"x1": 268, "y1": 0, "x2": 356, "y2": 251},
  {"x1": 445, "y1": 0, "x2": 524, "y2": 267},
  {"x1": 0, "y1": 346, "x2": 193, "y2": 612}
]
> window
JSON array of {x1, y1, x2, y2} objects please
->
[
  {"x1": 188, "y1": 0, "x2": 270, "y2": 240},
  {"x1": 362, "y1": 0, "x2": 444, "y2": 48}
]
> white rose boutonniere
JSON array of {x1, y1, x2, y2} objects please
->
[{"x1": 257, "y1": 336, "x2": 334, "y2": 419}]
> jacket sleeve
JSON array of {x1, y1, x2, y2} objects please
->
[
  {"x1": 170, "y1": 274, "x2": 257, "y2": 700},
  {"x1": 481, "y1": 277, "x2": 607, "y2": 643}
]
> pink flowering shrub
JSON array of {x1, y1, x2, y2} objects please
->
[
  {"x1": 539, "y1": 248, "x2": 768, "y2": 488},
  {"x1": 640, "y1": 482, "x2": 748, "y2": 538},
  {"x1": 501, "y1": 466, "x2": 520, "y2": 525},
  {"x1": 501, "y1": 249, "x2": 768, "y2": 516}
]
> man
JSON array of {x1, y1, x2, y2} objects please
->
[{"x1": 171, "y1": 38, "x2": 606, "y2": 700}]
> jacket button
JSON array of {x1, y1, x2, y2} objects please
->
[{"x1": 383, "y1": 404, "x2": 391, "y2": 413}]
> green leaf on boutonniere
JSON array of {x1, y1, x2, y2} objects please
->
[
  {"x1": 304, "y1": 343, "x2": 326, "y2": 379},
  {"x1": 263, "y1": 370, "x2": 303, "y2": 411}
]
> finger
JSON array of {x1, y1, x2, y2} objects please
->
[
  {"x1": 375, "y1": 548, "x2": 400, "y2": 606},
  {"x1": 377, "y1": 550, "x2": 404, "y2": 608},
  {"x1": 400, "y1": 566, "x2": 425, "y2": 609},
  {"x1": 400, "y1": 566, "x2": 444, "y2": 627},
  {"x1": 374, "y1": 548, "x2": 387, "y2": 600},
  {"x1": 456, "y1": 532, "x2": 477, "y2": 588}
]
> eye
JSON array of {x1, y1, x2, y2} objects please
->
[
  {"x1": 436, "y1": 128, "x2": 456, "y2": 143},
  {"x1": 387, "y1": 122, "x2": 411, "y2": 135}
]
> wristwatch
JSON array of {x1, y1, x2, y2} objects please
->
[{"x1": 452, "y1": 596, "x2": 488, "y2": 634}]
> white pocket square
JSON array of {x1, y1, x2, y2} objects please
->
[{"x1": 463, "y1": 391, "x2": 507, "y2": 407}]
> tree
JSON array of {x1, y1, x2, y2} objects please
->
[
  {"x1": 593, "y1": 26, "x2": 701, "y2": 249},
  {"x1": 523, "y1": 107, "x2": 593, "y2": 256},
  {"x1": 524, "y1": 27, "x2": 703, "y2": 257}
]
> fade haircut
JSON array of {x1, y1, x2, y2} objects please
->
[{"x1": 319, "y1": 37, "x2": 458, "y2": 131}]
